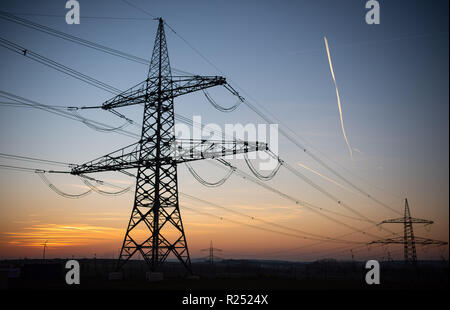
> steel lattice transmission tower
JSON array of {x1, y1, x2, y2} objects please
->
[
  {"x1": 71, "y1": 18, "x2": 267, "y2": 273},
  {"x1": 370, "y1": 198, "x2": 447, "y2": 264},
  {"x1": 201, "y1": 240, "x2": 222, "y2": 265}
]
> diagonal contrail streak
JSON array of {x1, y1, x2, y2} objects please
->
[
  {"x1": 324, "y1": 36, "x2": 353, "y2": 159},
  {"x1": 297, "y1": 162, "x2": 358, "y2": 195}
]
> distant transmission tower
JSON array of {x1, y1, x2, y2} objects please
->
[
  {"x1": 70, "y1": 18, "x2": 266, "y2": 274},
  {"x1": 42, "y1": 240, "x2": 48, "y2": 263},
  {"x1": 387, "y1": 251, "x2": 393, "y2": 262},
  {"x1": 201, "y1": 240, "x2": 223, "y2": 264},
  {"x1": 370, "y1": 198, "x2": 447, "y2": 264}
]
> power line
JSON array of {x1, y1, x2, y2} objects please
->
[
  {"x1": 0, "y1": 90, "x2": 401, "y2": 232},
  {"x1": 120, "y1": 0, "x2": 157, "y2": 18},
  {"x1": 0, "y1": 10, "x2": 406, "y2": 214},
  {"x1": 0, "y1": 12, "x2": 408, "y2": 256},
  {"x1": 7, "y1": 12, "x2": 154, "y2": 21},
  {"x1": 174, "y1": 109, "x2": 395, "y2": 234},
  {"x1": 0, "y1": 36, "x2": 139, "y2": 126},
  {"x1": 0, "y1": 157, "x2": 362, "y2": 247},
  {"x1": 242, "y1": 98, "x2": 402, "y2": 216},
  {"x1": 182, "y1": 204, "x2": 363, "y2": 244},
  {"x1": 0, "y1": 89, "x2": 393, "y2": 243},
  {"x1": 158, "y1": 12, "x2": 404, "y2": 216},
  {"x1": 212, "y1": 159, "x2": 384, "y2": 239},
  {"x1": 0, "y1": 163, "x2": 46, "y2": 173},
  {"x1": 181, "y1": 192, "x2": 365, "y2": 245},
  {"x1": 0, "y1": 36, "x2": 121, "y2": 95},
  {"x1": 0, "y1": 91, "x2": 139, "y2": 138},
  {"x1": 0, "y1": 152, "x2": 71, "y2": 167},
  {"x1": 37, "y1": 172, "x2": 92, "y2": 199},
  {"x1": 0, "y1": 10, "x2": 189, "y2": 75}
]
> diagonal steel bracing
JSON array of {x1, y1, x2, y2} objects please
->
[
  {"x1": 370, "y1": 198, "x2": 447, "y2": 264},
  {"x1": 70, "y1": 18, "x2": 266, "y2": 273}
]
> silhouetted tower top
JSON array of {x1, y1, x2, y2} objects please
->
[
  {"x1": 370, "y1": 198, "x2": 446, "y2": 264},
  {"x1": 201, "y1": 240, "x2": 222, "y2": 265}
]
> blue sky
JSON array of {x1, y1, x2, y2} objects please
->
[{"x1": 0, "y1": 0, "x2": 448, "y2": 260}]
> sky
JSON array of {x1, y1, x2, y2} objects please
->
[{"x1": 0, "y1": 0, "x2": 448, "y2": 262}]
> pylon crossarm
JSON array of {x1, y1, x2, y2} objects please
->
[
  {"x1": 70, "y1": 141, "x2": 140, "y2": 175},
  {"x1": 369, "y1": 236, "x2": 408, "y2": 244},
  {"x1": 414, "y1": 237, "x2": 448, "y2": 245},
  {"x1": 71, "y1": 138, "x2": 268, "y2": 175},
  {"x1": 170, "y1": 75, "x2": 226, "y2": 97},
  {"x1": 380, "y1": 218, "x2": 434, "y2": 225},
  {"x1": 101, "y1": 75, "x2": 226, "y2": 110},
  {"x1": 174, "y1": 138, "x2": 268, "y2": 163},
  {"x1": 369, "y1": 236, "x2": 447, "y2": 245},
  {"x1": 101, "y1": 80, "x2": 148, "y2": 110}
]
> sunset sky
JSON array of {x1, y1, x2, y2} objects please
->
[{"x1": 0, "y1": 0, "x2": 448, "y2": 262}]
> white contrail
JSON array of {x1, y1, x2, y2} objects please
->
[
  {"x1": 324, "y1": 36, "x2": 353, "y2": 160},
  {"x1": 297, "y1": 163, "x2": 358, "y2": 195}
]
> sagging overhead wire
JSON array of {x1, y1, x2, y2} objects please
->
[
  {"x1": 181, "y1": 193, "x2": 364, "y2": 245},
  {"x1": 0, "y1": 9, "x2": 400, "y2": 256},
  {"x1": 158, "y1": 12, "x2": 403, "y2": 216},
  {"x1": 0, "y1": 98, "x2": 132, "y2": 134},
  {"x1": 0, "y1": 153, "x2": 71, "y2": 168},
  {"x1": 4, "y1": 12, "x2": 154, "y2": 21},
  {"x1": 180, "y1": 108, "x2": 361, "y2": 225},
  {"x1": 0, "y1": 164, "x2": 47, "y2": 173},
  {"x1": 0, "y1": 10, "x2": 189, "y2": 75},
  {"x1": 111, "y1": 166, "x2": 372, "y2": 248},
  {"x1": 79, "y1": 175, "x2": 132, "y2": 196},
  {"x1": 244, "y1": 151, "x2": 281, "y2": 181},
  {"x1": 0, "y1": 9, "x2": 399, "y2": 218},
  {"x1": 213, "y1": 158, "x2": 381, "y2": 236},
  {"x1": 0, "y1": 91, "x2": 138, "y2": 139},
  {"x1": 181, "y1": 204, "x2": 364, "y2": 244},
  {"x1": 203, "y1": 89, "x2": 243, "y2": 113},
  {"x1": 242, "y1": 97, "x2": 401, "y2": 216},
  {"x1": 4, "y1": 161, "x2": 364, "y2": 247},
  {"x1": 0, "y1": 36, "x2": 122, "y2": 95},
  {"x1": 257, "y1": 223, "x2": 384, "y2": 257},
  {"x1": 0, "y1": 156, "x2": 131, "y2": 198},
  {"x1": 272, "y1": 209, "x2": 440, "y2": 259},
  {"x1": 212, "y1": 156, "x2": 400, "y2": 248},
  {"x1": 120, "y1": 0, "x2": 157, "y2": 18},
  {"x1": 1, "y1": 9, "x2": 400, "y2": 242},
  {"x1": 90, "y1": 168, "x2": 364, "y2": 246},
  {"x1": 263, "y1": 149, "x2": 400, "y2": 237},
  {"x1": 265, "y1": 150, "x2": 375, "y2": 224},
  {"x1": 176, "y1": 102, "x2": 391, "y2": 230},
  {"x1": 185, "y1": 162, "x2": 234, "y2": 187},
  {"x1": 3, "y1": 84, "x2": 391, "y2": 240},
  {"x1": 118, "y1": 167, "x2": 367, "y2": 247},
  {"x1": 36, "y1": 171, "x2": 92, "y2": 199},
  {"x1": 69, "y1": 109, "x2": 132, "y2": 133},
  {"x1": 0, "y1": 36, "x2": 138, "y2": 130}
]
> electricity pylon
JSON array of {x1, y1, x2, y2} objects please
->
[
  {"x1": 370, "y1": 198, "x2": 447, "y2": 264},
  {"x1": 42, "y1": 240, "x2": 48, "y2": 262},
  {"x1": 201, "y1": 240, "x2": 222, "y2": 264},
  {"x1": 70, "y1": 18, "x2": 266, "y2": 274}
]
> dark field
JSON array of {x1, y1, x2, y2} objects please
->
[{"x1": 0, "y1": 258, "x2": 448, "y2": 290}]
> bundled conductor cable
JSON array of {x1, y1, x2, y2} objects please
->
[
  {"x1": 36, "y1": 171, "x2": 92, "y2": 199},
  {"x1": 79, "y1": 177, "x2": 131, "y2": 196},
  {"x1": 185, "y1": 161, "x2": 234, "y2": 187},
  {"x1": 244, "y1": 152, "x2": 281, "y2": 181},
  {"x1": 203, "y1": 89, "x2": 243, "y2": 113}
]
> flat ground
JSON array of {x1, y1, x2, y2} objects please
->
[{"x1": 1, "y1": 259, "x2": 448, "y2": 290}]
